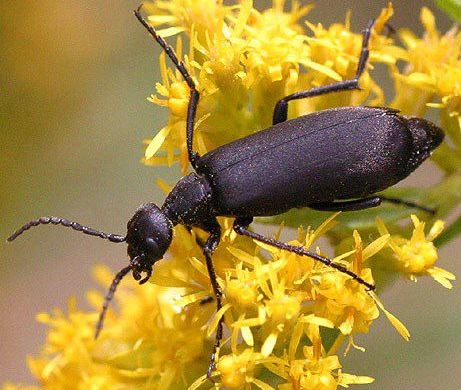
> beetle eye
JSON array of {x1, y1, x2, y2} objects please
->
[{"x1": 146, "y1": 237, "x2": 159, "y2": 254}]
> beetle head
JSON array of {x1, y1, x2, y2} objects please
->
[
  {"x1": 126, "y1": 203, "x2": 173, "y2": 283},
  {"x1": 7, "y1": 202, "x2": 174, "y2": 338},
  {"x1": 406, "y1": 117, "x2": 445, "y2": 169}
]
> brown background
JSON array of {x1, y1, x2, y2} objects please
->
[{"x1": 1, "y1": 1, "x2": 459, "y2": 388}]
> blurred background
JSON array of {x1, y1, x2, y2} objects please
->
[{"x1": 1, "y1": 0, "x2": 459, "y2": 388}]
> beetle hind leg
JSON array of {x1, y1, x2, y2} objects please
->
[
  {"x1": 233, "y1": 217, "x2": 375, "y2": 291},
  {"x1": 272, "y1": 19, "x2": 375, "y2": 125},
  {"x1": 380, "y1": 196, "x2": 436, "y2": 215},
  {"x1": 309, "y1": 196, "x2": 382, "y2": 212},
  {"x1": 309, "y1": 196, "x2": 435, "y2": 215}
]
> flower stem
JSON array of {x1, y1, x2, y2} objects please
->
[{"x1": 327, "y1": 333, "x2": 346, "y2": 356}]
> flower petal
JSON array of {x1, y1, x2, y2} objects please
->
[
  {"x1": 261, "y1": 332, "x2": 278, "y2": 357},
  {"x1": 370, "y1": 292, "x2": 410, "y2": 341},
  {"x1": 145, "y1": 126, "x2": 171, "y2": 159}
]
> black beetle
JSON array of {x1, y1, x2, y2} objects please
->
[{"x1": 8, "y1": 6, "x2": 444, "y2": 377}]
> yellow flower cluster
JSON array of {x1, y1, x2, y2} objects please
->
[
  {"x1": 392, "y1": 7, "x2": 461, "y2": 174},
  {"x1": 377, "y1": 216, "x2": 455, "y2": 288},
  {"x1": 6, "y1": 218, "x2": 405, "y2": 390},
  {"x1": 143, "y1": 0, "x2": 399, "y2": 172},
  {"x1": 12, "y1": 267, "x2": 211, "y2": 390},
  {"x1": 5, "y1": 1, "x2": 458, "y2": 389}
]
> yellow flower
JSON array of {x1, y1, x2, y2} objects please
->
[
  {"x1": 311, "y1": 230, "x2": 410, "y2": 347},
  {"x1": 143, "y1": 0, "x2": 400, "y2": 173},
  {"x1": 312, "y1": 231, "x2": 381, "y2": 336},
  {"x1": 6, "y1": 2, "x2": 457, "y2": 389},
  {"x1": 23, "y1": 268, "x2": 211, "y2": 390},
  {"x1": 215, "y1": 349, "x2": 265, "y2": 390},
  {"x1": 189, "y1": 348, "x2": 278, "y2": 390},
  {"x1": 281, "y1": 349, "x2": 374, "y2": 390},
  {"x1": 391, "y1": 7, "x2": 461, "y2": 172},
  {"x1": 377, "y1": 215, "x2": 456, "y2": 288},
  {"x1": 394, "y1": 7, "x2": 461, "y2": 114},
  {"x1": 270, "y1": 324, "x2": 374, "y2": 390},
  {"x1": 230, "y1": 1, "x2": 314, "y2": 85},
  {"x1": 144, "y1": 0, "x2": 232, "y2": 39},
  {"x1": 303, "y1": 2, "x2": 401, "y2": 110}
]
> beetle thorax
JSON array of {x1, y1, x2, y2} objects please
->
[{"x1": 162, "y1": 172, "x2": 215, "y2": 227}]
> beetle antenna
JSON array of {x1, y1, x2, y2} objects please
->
[
  {"x1": 7, "y1": 217, "x2": 126, "y2": 243},
  {"x1": 95, "y1": 265, "x2": 132, "y2": 339}
]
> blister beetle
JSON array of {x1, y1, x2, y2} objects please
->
[{"x1": 8, "y1": 5, "x2": 444, "y2": 377}]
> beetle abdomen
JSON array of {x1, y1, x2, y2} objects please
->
[{"x1": 196, "y1": 107, "x2": 419, "y2": 216}]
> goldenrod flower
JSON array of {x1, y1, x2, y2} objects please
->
[
  {"x1": 392, "y1": 7, "x2": 461, "y2": 173},
  {"x1": 21, "y1": 267, "x2": 212, "y2": 390},
  {"x1": 394, "y1": 7, "x2": 461, "y2": 115},
  {"x1": 144, "y1": 0, "x2": 398, "y2": 173},
  {"x1": 267, "y1": 324, "x2": 374, "y2": 390},
  {"x1": 5, "y1": 2, "x2": 458, "y2": 390},
  {"x1": 377, "y1": 215, "x2": 456, "y2": 288}
]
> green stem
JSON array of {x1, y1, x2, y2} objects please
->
[
  {"x1": 433, "y1": 0, "x2": 461, "y2": 23},
  {"x1": 434, "y1": 213, "x2": 461, "y2": 247},
  {"x1": 327, "y1": 333, "x2": 346, "y2": 356}
]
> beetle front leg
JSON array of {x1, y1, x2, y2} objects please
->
[
  {"x1": 272, "y1": 19, "x2": 375, "y2": 125},
  {"x1": 135, "y1": 6, "x2": 201, "y2": 169},
  {"x1": 202, "y1": 225, "x2": 224, "y2": 379},
  {"x1": 233, "y1": 217, "x2": 375, "y2": 291}
]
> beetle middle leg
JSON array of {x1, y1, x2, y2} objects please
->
[
  {"x1": 272, "y1": 19, "x2": 375, "y2": 125},
  {"x1": 134, "y1": 6, "x2": 201, "y2": 168},
  {"x1": 233, "y1": 217, "x2": 375, "y2": 291},
  {"x1": 201, "y1": 224, "x2": 224, "y2": 379},
  {"x1": 187, "y1": 227, "x2": 215, "y2": 305}
]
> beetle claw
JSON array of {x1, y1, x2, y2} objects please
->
[
  {"x1": 138, "y1": 268, "x2": 152, "y2": 284},
  {"x1": 132, "y1": 269, "x2": 142, "y2": 281}
]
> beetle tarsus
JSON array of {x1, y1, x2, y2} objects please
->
[
  {"x1": 380, "y1": 196, "x2": 437, "y2": 215},
  {"x1": 206, "y1": 349, "x2": 222, "y2": 384}
]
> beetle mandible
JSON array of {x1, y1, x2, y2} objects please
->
[{"x1": 8, "y1": 5, "x2": 444, "y2": 377}]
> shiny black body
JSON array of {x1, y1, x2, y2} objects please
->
[{"x1": 8, "y1": 8, "x2": 445, "y2": 380}]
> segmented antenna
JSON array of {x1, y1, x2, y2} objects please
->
[
  {"x1": 95, "y1": 265, "x2": 132, "y2": 339},
  {"x1": 7, "y1": 217, "x2": 126, "y2": 243}
]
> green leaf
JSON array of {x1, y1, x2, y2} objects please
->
[{"x1": 433, "y1": 0, "x2": 461, "y2": 23}]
